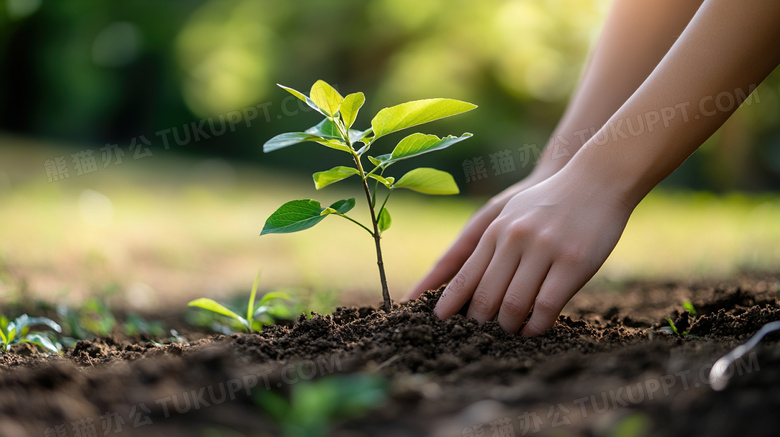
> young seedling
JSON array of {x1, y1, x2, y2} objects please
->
[
  {"x1": 57, "y1": 298, "x2": 117, "y2": 342},
  {"x1": 0, "y1": 314, "x2": 62, "y2": 354},
  {"x1": 188, "y1": 270, "x2": 290, "y2": 333},
  {"x1": 123, "y1": 312, "x2": 165, "y2": 337},
  {"x1": 261, "y1": 80, "x2": 477, "y2": 310},
  {"x1": 662, "y1": 301, "x2": 699, "y2": 337}
]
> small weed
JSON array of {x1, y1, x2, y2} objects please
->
[
  {"x1": 663, "y1": 318, "x2": 681, "y2": 335},
  {"x1": 255, "y1": 373, "x2": 387, "y2": 437},
  {"x1": 123, "y1": 312, "x2": 165, "y2": 337},
  {"x1": 57, "y1": 299, "x2": 166, "y2": 346},
  {"x1": 188, "y1": 270, "x2": 291, "y2": 333},
  {"x1": 57, "y1": 298, "x2": 116, "y2": 340},
  {"x1": 662, "y1": 301, "x2": 699, "y2": 337},
  {"x1": 0, "y1": 314, "x2": 62, "y2": 354}
]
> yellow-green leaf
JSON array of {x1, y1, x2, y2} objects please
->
[
  {"x1": 371, "y1": 98, "x2": 477, "y2": 139},
  {"x1": 310, "y1": 80, "x2": 344, "y2": 117},
  {"x1": 378, "y1": 208, "x2": 392, "y2": 233},
  {"x1": 394, "y1": 168, "x2": 459, "y2": 195},
  {"x1": 390, "y1": 132, "x2": 472, "y2": 163},
  {"x1": 188, "y1": 298, "x2": 245, "y2": 323},
  {"x1": 340, "y1": 92, "x2": 365, "y2": 129},
  {"x1": 263, "y1": 132, "x2": 327, "y2": 153},
  {"x1": 278, "y1": 84, "x2": 323, "y2": 114},
  {"x1": 367, "y1": 173, "x2": 394, "y2": 189},
  {"x1": 313, "y1": 166, "x2": 360, "y2": 190}
]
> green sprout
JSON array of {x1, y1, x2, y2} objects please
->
[
  {"x1": 664, "y1": 317, "x2": 681, "y2": 335},
  {"x1": 662, "y1": 301, "x2": 699, "y2": 337},
  {"x1": 255, "y1": 373, "x2": 387, "y2": 437},
  {"x1": 0, "y1": 314, "x2": 62, "y2": 354},
  {"x1": 261, "y1": 80, "x2": 477, "y2": 310},
  {"x1": 682, "y1": 301, "x2": 697, "y2": 316},
  {"x1": 57, "y1": 297, "x2": 116, "y2": 341},
  {"x1": 188, "y1": 270, "x2": 290, "y2": 333},
  {"x1": 123, "y1": 312, "x2": 165, "y2": 337}
]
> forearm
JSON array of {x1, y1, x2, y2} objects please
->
[
  {"x1": 533, "y1": 0, "x2": 704, "y2": 177},
  {"x1": 568, "y1": 0, "x2": 780, "y2": 207}
]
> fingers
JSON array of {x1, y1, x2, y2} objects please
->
[
  {"x1": 496, "y1": 257, "x2": 552, "y2": 333},
  {"x1": 432, "y1": 238, "x2": 495, "y2": 319},
  {"x1": 465, "y1": 240, "x2": 523, "y2": 323},
  {"x1": 520, "y1": 262, "x2": 590, "y2": 337}
]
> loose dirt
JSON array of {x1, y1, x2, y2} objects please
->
[{"x1": 1, "y1": 273, "x2": 779, "y2": 437}]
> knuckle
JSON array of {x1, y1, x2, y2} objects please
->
[
  {"x1": 447, "y1": 273, "x2": 469, "y2": 295},
  {"x1": 532, "y1": 296, "x2": 560, "y2": 318},
  {"x1": 500, "y1": 294, "x2": 528, "y2": 319},
  {"x1": 559, "y1": 245, "x2": 589, "y2": 266},
  {"x1": 468, "y1": 291, "x2": 494, "y2": 316},
  {"x1": 505, "y1": 220, "x2": 531, "y2": 240},
  {"x1": 533, "y1": 228, "x2": 559, "y2": 250}
]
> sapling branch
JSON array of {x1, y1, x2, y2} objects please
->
[
  {"x1": 335, "y1": 212, "x2": 373, "y2": 235},
  {"x1": 261, "y1": 80, "x2": 476, "y2": 310}
]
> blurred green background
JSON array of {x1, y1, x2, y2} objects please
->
[{"x1": 1, "y1": 0, "x2": 779, "y2": 309}]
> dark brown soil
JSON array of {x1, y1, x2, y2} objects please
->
[{"x1": 2, "y1": 273, "x2": 780, "y2": 437}]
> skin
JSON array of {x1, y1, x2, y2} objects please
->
[{"x1": 405, "y1": 0, "x2": 780, "y2": 336}]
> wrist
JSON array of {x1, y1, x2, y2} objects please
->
[{"x1": 558, "y1": 145, "x2": 648, "y2": 212}]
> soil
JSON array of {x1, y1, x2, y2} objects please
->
[{"x1": 2, "y1": 272, "x2": 780, "y2": 437}]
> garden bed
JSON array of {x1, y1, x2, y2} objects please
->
[{"x1": 1, "y1": 273, "x2": 780, "y2": 437}]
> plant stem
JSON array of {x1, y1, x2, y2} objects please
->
[
  {"x1": 336, "y1": 213, "x2": 373, "y2": 235},
  {"x1": 352, "y1": 153, "x2": 392, "y2": 311},
  {"x1": 378, "y1": 189, "x2": 392, "y2": 219},
  {"x1": 371, "y1": 179, "x2": 379, "y2": 208}
]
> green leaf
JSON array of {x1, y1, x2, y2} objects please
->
[
  {"x1": 256, "y1": 291, "x2": 291, "y2": 308},
  {"x1": 328, "y1": 198, "x2": 356, "y2": 214},
  {"x1": 367, "y1": 154, "x2": 390, "y2": 168},
  {"x1": 19, "y1": 316, "x2": 62, "y2": 334},
  {"x1": 306, "y1": 118, "x2": 342, "y2": 138},
  {"x1": 683, "y1": 301, "x2": 697, "y2": 316},
  {"x1": 367, "y1": 173, "x2": 394, "y2": 188},
  {"x1": 310, "y1": 80, "x2": 344, "y2": 117},
  {"x1": 263, "y1": 132, "x2": 328, "y2": 153},
  {"x1": 261, "y1": 200, "x2": 329, "y2": 235},
  {"x1": 665, "y1": 318, "x2": 679, "y2": 335},
  {"x1": 394, "y1": 168, "x2": 459, "y2": 195},
  {"x1": 371, "y1": 98, "x2": 477, "y2": 139},
  {"x1": 278, "y1": 84, "x2": 323, "y2": 115},
  {"x1": 318, "y1": 139, "x2": 353, "y2": 153},
  {"x1": 389, "y1": 133, "x2": 473, "y2": 163},
  {"x1": 313, "y1": 166, "x2": 360, "y2": 190},
  {"x1": 188, "y1": 298, "x2": 247, "y2": 324},
  {"x1": 378, "y1": 208, "x2": 392, "y2": 232},
  {"x1": 305, "y1": 119, "x2": 363, "y2": 149},
  {"x1": 23, "y1": 334, "x2": 60, "y2": 354},
  {"x1": 340, "y1": 92, "x2": 365, "y2": 129},
  {"x1": 253, "y1": 291, "x2": 292, "y2": 319}
]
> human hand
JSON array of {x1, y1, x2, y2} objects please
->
[
  {"x1": 425, "y1": 168, "x2": 633, "y2": 336},
  {"x1": 404, "y1": 170, "x2": 551, "y2": 302}
]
